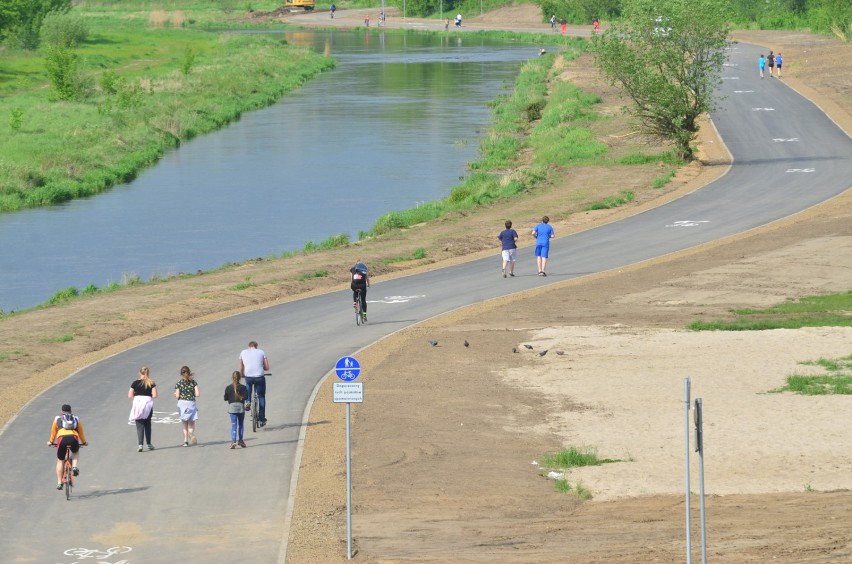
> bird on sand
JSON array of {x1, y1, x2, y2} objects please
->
[
  {"x1": 555, "y1": 350, "x2": 565, "y2": 356},
  {"x1": 537, "y1": 350, "x2": 548, "y2": 357},
  {"x1": 523, "y1": 344, "x2": 533, "y2": 350},
  {"x1": 429, "y1": 340, "x2": 438, "y2": 347},
  {"x1": 512, "y1": 347, "x2": 518, "y2": 353},
  {"x1": 464, "y1": 340, "x2": 470, "y2": 348}
]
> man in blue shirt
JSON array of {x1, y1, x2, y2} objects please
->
[{"x1": 531, "y1": 215, "x2": 555, "y2": 276}]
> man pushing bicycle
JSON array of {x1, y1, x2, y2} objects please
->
[
  {"x1": 240, "y1": 341, "x2": 270, "y2": 427},
  {"x1": 47, "y1": 404, "x2": 87, "y2": 490}
]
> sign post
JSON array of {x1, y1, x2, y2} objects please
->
[{"x1": 334, "y1": 356, "x2": 363, "y2": 560}]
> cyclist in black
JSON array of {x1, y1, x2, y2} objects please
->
[{"x1": 350, "y1": 262, "x2": 370, "y2": 322}]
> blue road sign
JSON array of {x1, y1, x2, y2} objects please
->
[{"x1": 335, "y1": 356, "x2": 361, "y2": 381}]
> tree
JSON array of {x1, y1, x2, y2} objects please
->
[
  {"x1": 0, "y1": 0, "x2": 71, "y2": 48},
  {"x1": 593, "y1": 0, "x2": 731, "y2": 160}
]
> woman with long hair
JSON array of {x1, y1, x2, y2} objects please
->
[
  {"x1": 224, "y1": 371, "x2": 248, "y2": 448},
  {"x1": 128, "y1": 367, "x2": 157, "y2": 452},
  {"x1": 174, "y1": 366, "x2": 200, "y2": 447}
]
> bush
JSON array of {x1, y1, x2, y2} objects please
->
[
  {"x1": 43, "y1": 43, "x2": 82, "y2": 101},
  {"x1": 40, "y1": 11, "x2": 89, "y2": 47}
]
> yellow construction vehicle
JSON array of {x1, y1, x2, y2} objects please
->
[{"x1": 285, "y1": 0, "x2": 315, "y2": 11}]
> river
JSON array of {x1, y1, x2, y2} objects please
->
[{"x1": 0, "y1": 30, "x2": 537, "y2": 311}]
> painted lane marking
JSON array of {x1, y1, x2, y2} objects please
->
[
  {"x1": 772, "y1": 138, "x2": 799, "y2": 142},
  {"x1": 62, "y1": 545, "x2": 132, "y2": 562},
  {"x1": 371, "y1": 294, "x2": 426, "y2": 304},
  {"x1": 733, "y1": 90, "x2": 755, "y2": 93},
  {"x1": 665, "y1": 221, "x2": 710, "y2": 228},
  {"x1": 785, "y1": 168, "x2": 815, "y2": 173},
  {"x1": 751, "y1": 107, "x2": 775, "y2": 111},
  {"x1": 127, "y1": 411, "x2": 182, "y2": 425},
  {"x1": 722, "y1": 77, "x2": 740, "y2": 80}
]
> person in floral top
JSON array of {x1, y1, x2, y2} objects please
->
[{"x1": 174, "y1": 366, "x2": 200, "y2": 447}]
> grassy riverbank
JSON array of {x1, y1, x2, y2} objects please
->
[{"x1": 0, "y1": 2, "x2": 332, "y2": 212}]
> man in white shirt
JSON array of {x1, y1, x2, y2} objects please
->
[{"x1": 239, "y1": 341, "x2": 270, "y2": 427}]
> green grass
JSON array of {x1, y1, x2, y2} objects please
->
[
  {"x1": 540, "y1": 446, "x2": 620, "y2": 468},
  {"x1": 651, "y1": 170, "x2": 677, "y2": 188},
  {"x1": 229, "y1": 277, "x2": 256, "y2": 291},
  {"x1": 299, "y1": 270, "x2": 329, "y2": 281},
  {"x1": 583, "y1": 190, "x2": 635, "y2": 210},
  {"x1": 383, "y1": 247, "x2": 427, "y2": 264},
  {"x1": 688, "y1": 291, "x2": 852, "y2": 331},
  {"x1": 770, "y1": 354, "x2": 852, "y2": 395},
  {"x1": 302, "y1": 233, "x2": 350, "y2": 254}
]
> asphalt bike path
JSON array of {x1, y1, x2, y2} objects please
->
[{"x1": 0, "y1": 35, "x2": 849, "y2": 563}]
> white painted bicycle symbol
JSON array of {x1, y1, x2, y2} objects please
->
[
  {"x1": 665, "y1": 220, "x2": 710, "y2": 228},
  {"x1": 374, "y1": 294, "x2": 426, "y2": 304},
  {"x1": 62, "y1": 545, "x2": 132, "y2": 561},
  {"x1": 126, "y1": 411, "x2": 181, "y2": 425}
]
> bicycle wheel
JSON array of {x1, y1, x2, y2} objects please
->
[
  {"x1": 251, "y1": 391, "x2": 259, "y2": 433},
  {"x1": 64, "y1": 462, "x2": 72, "y2": 500},
  {"x1": 355, "y1": 301, "x2": 362, "y2": 326}
]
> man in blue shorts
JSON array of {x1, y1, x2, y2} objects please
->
[{"x1": 531, "y1": 215, "x2": 555, "y2": 276}]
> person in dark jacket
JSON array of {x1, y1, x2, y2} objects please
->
[{"x1": 224, "y1": 371, "x2": 248, "y2": 448}]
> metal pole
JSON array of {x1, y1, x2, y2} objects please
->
[
  {"x1": 346, "y1": 401, "x2": 352, "y2": 560},
  {"x1": 684, "y1": 378, "x2": 692, "y2": 564},
  {"x1": 695, "y1": 398, "x2": 707, "y2": 564}
]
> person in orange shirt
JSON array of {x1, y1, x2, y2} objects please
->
[{"x1": 47, "y1": 404, "x2": 88, "y2": 490}]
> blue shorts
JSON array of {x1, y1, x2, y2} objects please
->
[{"x1": 535, "y1": 244, "x2": 550, "y2": 258}]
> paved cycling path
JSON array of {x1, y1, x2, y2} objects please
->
[{"x1": 0, "y1": 41, "x2": 849, "y2": 563}]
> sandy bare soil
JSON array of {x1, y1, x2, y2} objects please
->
[{"x1": 1, "y1": 5, "x2": 850, "y2": 563}]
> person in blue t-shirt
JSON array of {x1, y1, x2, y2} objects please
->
[
  {"x1": 497, "y1": 220, "x2": 519, "y2": 278},
  {"x1": 531, "y1": 215, "x2": 555, "y2": 277}
]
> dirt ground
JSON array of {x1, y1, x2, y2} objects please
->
[{"x1": 1, "y1": 5, "x2": 851, "y2": 563}]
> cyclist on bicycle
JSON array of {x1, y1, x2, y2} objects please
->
[
  {"x1": 239, "y1": 341, "x2": 270, "y2": 427},
  {"x1": 350, "y1": 261, "x2": 370, "y2": 322},
  {"x1": 47, "y1": 404, "x2": 87, "y2": 490}
]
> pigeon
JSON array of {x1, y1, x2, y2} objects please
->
[
  {"x1": 429, "y1": 340, "x2": 438, "y2": 347},
  {"x1": 555, "y1": 350, "x2": 565, "y2": 356},
  {"x1": 537, "y1": 350, "x2": 548, "y2": 357},
  {"x1": 523, "y1": 344, "x2": 533, "y2": 350},
  {"x1": 512, "y1": 347, "x2": 518, "y2": 353},
  {"x1": 463, "y1": 340, "x2": 470, "y2": 348}
]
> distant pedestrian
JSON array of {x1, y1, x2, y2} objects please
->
[
  {"x1": 128, "y1": 366, "x2": 157, "y2": 452},
  {"x1": 364, "y1": 13, "x2": 370, "y2": 27},
  {"x1": 497, "y1": 220, "x2": 519, "y2": 278},
  {"x1": 455, "y1": 13, "x2": 462, "y2": 27},
  {"x1": 550, "y1": 15, "x2": 556, "y2": 30},
  {"x1": 531, "y1": 215, "x2": 555, "y2": 276},
  {"x1": 759, "y1": 54, "x2": 765, "y2": 79},
  {"x1": 445, "y1": 18, "x2": 450, "y2": 31},
  {"x1": 174, "y1": 365, "x2": 200, "y2": 447},
  {"x1": 593, "y1": 17, "x2": 600, "y2": 34},
  {"x1": 379, "y1": 11, "x2": 386, "y2": 26},
  {"x1": 775, "y1": 52, "x2": 782, "y2": 78},
  {"x1": 330, "y1": 3, "x2": 335, "y2": 18},
  {"x1": 560, "y1": 18, "x2": 567, "y2": 35},
  {"x1": 539, "y1": 47, "x2": 546, "y2": 56},
  {"x1": 768, "y1": 50, "x2": 775, "y2": 77},
  {"x1": 224, "y1": 371, "x2": 247, "y2": 449}
]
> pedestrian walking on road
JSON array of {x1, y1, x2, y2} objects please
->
[
  {"x1": 768, "y1": 50, "x2": 775, "y2": 77},
  {"x1": 759, "y1": 54, "x2": 766, "y2": 79},
  {"x1": 498, "y1": 220, "x2": 519, "y2": 278},
  {"x1": 224, "y1": 371, "x2": 248, "y2": 449},
  {"x1": 775, "y1": 52, "x2": 783, "y2": 78},
  {"x1": 550, "y1": 15, "x2": 556, "y2": 30},
  {"x1": 128, "y1": 366, "x2": 157, "y2": 452},
  {"x1": 174, "y1": 366, "x2": 200, "y2": 446},
  {"x1": 532, "y1": 216, "x2": 555, "y2": 276}
]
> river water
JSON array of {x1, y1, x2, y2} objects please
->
[{"x1": 0, "y1": 31, "x2": 536, "y2": 311}]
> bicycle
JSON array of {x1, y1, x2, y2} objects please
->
[
  {"x1": 50, "y1": 441, "x2": 83, "y2": 500},
  {"x1": 354, "y1": 289, "x2": 365, "y2": 326},
  {"x1": 249, "y1": 373, "x2": 271, "y2": 433}
]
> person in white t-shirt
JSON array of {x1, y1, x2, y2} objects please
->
[{"x1": 239, "y1": 341, "x2": 270, "y2": 427}]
